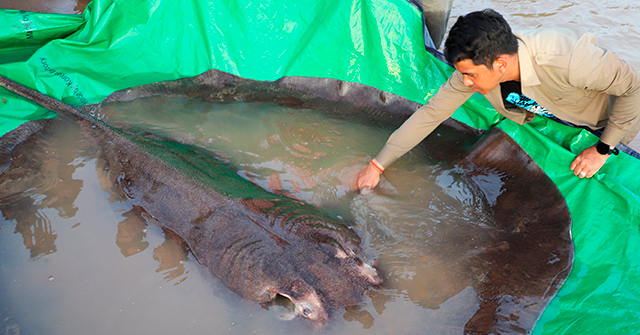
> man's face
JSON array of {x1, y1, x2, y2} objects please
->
[{"x1": 454, "y1": 59, "x2": 503, "y2": 95}]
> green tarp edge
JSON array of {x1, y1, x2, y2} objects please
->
[{"x1": 0, "y1": 1, "x2": 639, "y2": 333}]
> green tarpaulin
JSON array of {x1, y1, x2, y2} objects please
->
[{"x1": 1, "y1": 1, "x2": 639, "y2": 333}]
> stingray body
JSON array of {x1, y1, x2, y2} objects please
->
[
  {"x1": 96, "y1": 70, "x2": 574, "y2": 334},
  {"x1": 0, "y1": 74, "x2": 382, "y2": 323},
  {"x1": 0, "y1": 70, "x2": 573, "y2": 332}
]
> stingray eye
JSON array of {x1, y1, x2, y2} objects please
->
[{"x1": 302, "y1": 308, "x2": 313, "y2": 318}]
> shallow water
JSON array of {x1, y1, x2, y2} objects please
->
[
  {"x1": 0, "y1": 0, "x2": 618, "y2": 332},
  {"x1": 0, "y1": 0, "x2": 90, "y2": 14},
  {"x1": 0, "y1": 98, "x2": 552, "y2": 334}
]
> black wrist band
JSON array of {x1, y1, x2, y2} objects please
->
[{"x1": 596, "y1": 141, "x2": 619, "y2": 156}]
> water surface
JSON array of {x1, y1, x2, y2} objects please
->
[
  {"x1": 1, "y1": 99, "x2": 529, "y2": 334},
  {"x1": 0, "y1": 0, "x2": 90, "y2": 14}
]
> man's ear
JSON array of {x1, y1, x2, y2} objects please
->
[{"x1": 495, "y1": 56, "x2": 508, "y2": 73}]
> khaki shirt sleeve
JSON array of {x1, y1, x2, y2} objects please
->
[
  {"x1": 374, "y1": 71, "x2": 474, "y2": 168},
  {"x1": 569, "y1": 35, "x2": 640, "y2": 146}
]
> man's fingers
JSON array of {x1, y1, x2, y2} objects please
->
[
  {"x1": 570, "y1": 158, "x2": 579, "y2": 171},
  {"x1": 573, "y1": 162, "x2": 586, "y2": 176},
  {"x1": 570, "y1": 156, "x2": 588, "y2": 178},
  {"x1": 571, "y1": 145, "x2": 608, "y2": 179},
  {"x1": 355, "y1": 164, "x2": 381, "y2": 190}
]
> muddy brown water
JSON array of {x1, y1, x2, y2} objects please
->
[
  {"x1": 0, "y1": 0, "x2": 90, "y2": 14},
  {"x1": 1, "y1": 0, "x2": 635, "y2": 333},
  {"x1": 2, "y1": 97, "x2": 549, "y2": 334}
]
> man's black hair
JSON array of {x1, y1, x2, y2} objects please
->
[{"x1": 443, "y1": 9, "x2": 518, "y2": 69}]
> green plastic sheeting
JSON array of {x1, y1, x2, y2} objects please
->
[
  {"x1": 0, "y1": 10, "x2": 85, "y2": 131},
  {"x1": 0, "y1": 1, "x2": 639, "y2": 333}
]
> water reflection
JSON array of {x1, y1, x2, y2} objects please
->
[
  {"x1": 152, "y1": 233, "x2": 189, "y2": 285},
  {"x1": 0, "y1": 120, "x2": 86, "y2": 259},
  {"x1": 343, "y1": 305, "x2": 375, "y2": 329},
  {"x1": 107, "y1": 175, "x2": 191, "y2": 285},
  {"x1": 0, "y1": 95, "x2": 571, "y2": 333},
  {"x1": 14, "y1": 210, "x2": 57, "y2": 259},
  {"x1": 0, "y1": 117, "x2": 191, "y2": 285},
  {"x1": 96, "y1": 96, "x2": 569, "y2": 333},
  {"x1": 115, "y1": 207, "x2": 150, "y2": 257}
]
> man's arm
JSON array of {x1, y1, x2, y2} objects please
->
[
  {"x1": 568, "y1": 34, "x2": 640, "y2": 178},
  {"x1": 569, "y1": 34, "x2": 640, "y2": 147},
  {"x1": 357, "y1": 71, "x2": 474, "y2": 190}
]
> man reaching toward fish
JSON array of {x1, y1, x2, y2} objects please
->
[{"x1": 357, "y1": 8, "x2": 640, "y2": 189}]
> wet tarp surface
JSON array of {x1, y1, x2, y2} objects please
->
[{"x1": 0, "y1": 1, "x2": 639, "y2": 334}]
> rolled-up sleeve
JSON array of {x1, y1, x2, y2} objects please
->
[{"x1": 375, "y1": 71, "x2": 474, "y2": 168}]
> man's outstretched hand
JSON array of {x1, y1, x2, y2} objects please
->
[
  {"x1": 570, "y1": 145, "x2": 609, "y2": 179},
  {"x1": 356, "y1": 163, "x2": 382, "y2": 190}
]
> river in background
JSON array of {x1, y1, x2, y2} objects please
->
[
  {"x1": 447, "y1": 0, "x2": 640, "y2": 150},
  {"x1": 0, "y1": 0, "x2": 636, "y2": 334},
  {"x1": 448, "y1": 0, "x2": 639, "y2": 71},
  {"x1": 0, "y1": 0, "x2": 90, "y2": 14}
]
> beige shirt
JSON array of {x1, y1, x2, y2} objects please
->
[{"x1": 375, "y1": 28, "x2": 640, "y2": 168}]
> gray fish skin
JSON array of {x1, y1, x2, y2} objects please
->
[
  {"x1": 1, "y1": 69, "x2": 574, "y2": 333},
  {"x1": 0, "y1": 74, "x2": 382, "y2": 323}
]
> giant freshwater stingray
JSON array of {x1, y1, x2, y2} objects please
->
[
  {"x1": 0, "y1": 70, "x2": 573, "y2": 332},
  {"x1": 0, "y1": 74, "x2": 382, "y2": 323}
]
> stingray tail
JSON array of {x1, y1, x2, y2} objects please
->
[{"x1": 0, "y1": 74, "x2": 108, "y2": 132}]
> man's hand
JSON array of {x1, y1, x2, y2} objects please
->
[
  {"x1": 570, "y1": 145, "x2": 609, "y2": 179},
  {"x1": 356, "y1": 163, "x2": 382, "y2": 190}
]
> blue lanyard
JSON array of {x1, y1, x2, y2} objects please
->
[{"x1": 506, "y1": 92, "x2": 555, "y2": 118}]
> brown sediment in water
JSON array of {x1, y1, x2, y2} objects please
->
[
  {"x1": 1, "y1": 0, "x2": 90, "y2": 14},
  {"x1": 0, "y1": 69, "x2": 573, "y2": 334}
]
